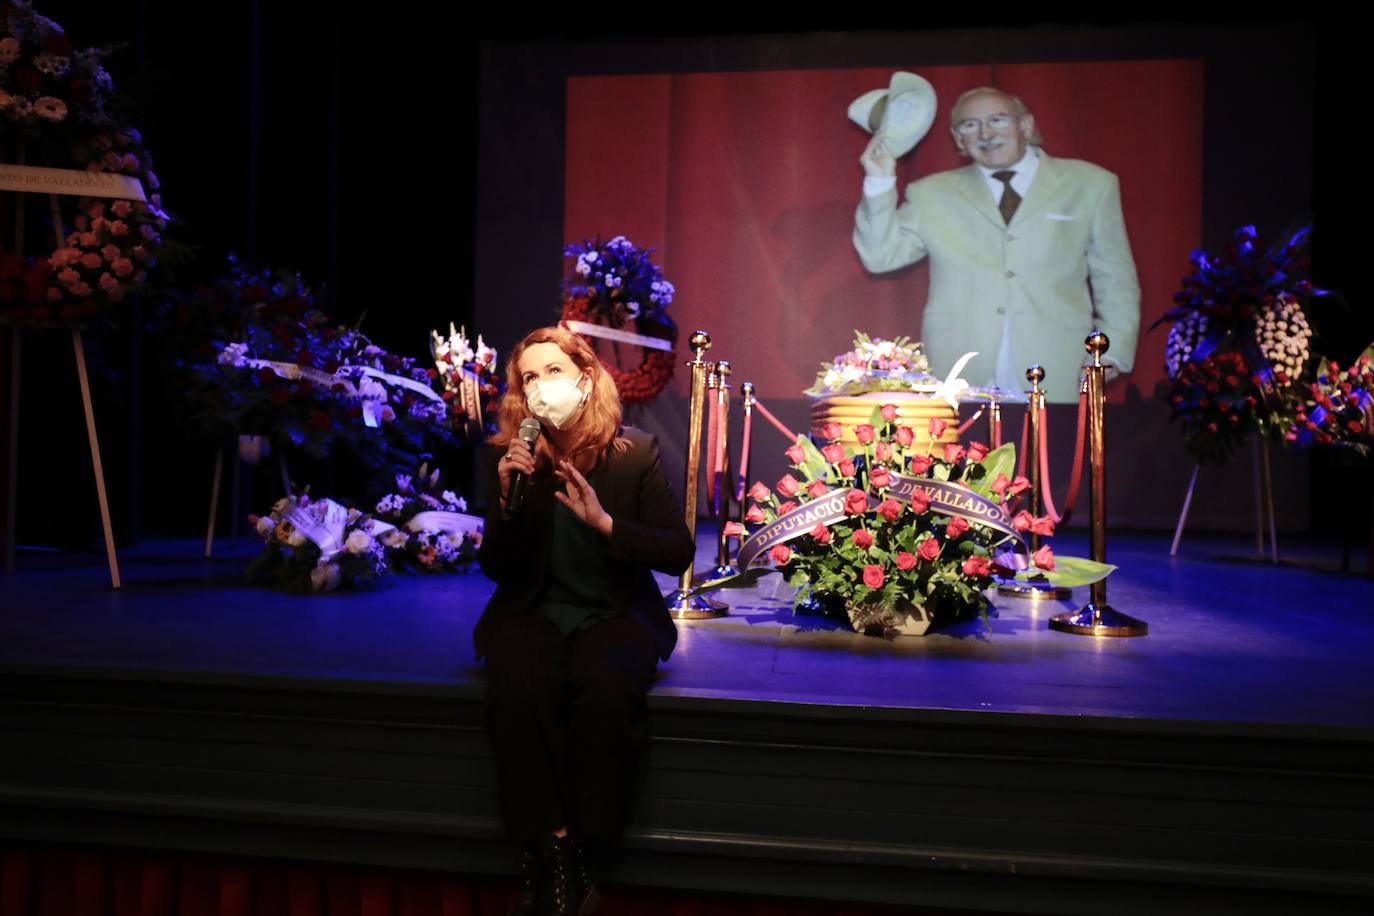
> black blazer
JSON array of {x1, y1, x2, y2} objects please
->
[{"x1": 475, "y1": 427, "x2": 694, "y2": 661}]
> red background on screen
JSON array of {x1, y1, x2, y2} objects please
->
[{"x1": 565, "y1": 60, "x2": 1202, "y2": 402}]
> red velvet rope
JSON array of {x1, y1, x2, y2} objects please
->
[
  {"x1": 735, "y1": 403, "x2": 753, "y2": 503},
  {"x1": 705, "y1": 384, "x2": 721, "y2": 509},
  {"x1": 750, "y1": 397, "x2": 798, "y2": 442},
  {"x1": 1017, "y1": 413, "x2": 1030, "y2": 479},
  {"x1": 1038, "y1": 390, "x2": 1088, "y2": 525}
]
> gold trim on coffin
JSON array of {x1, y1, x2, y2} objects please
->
[{"x1": 810, "y1": 392, "x2": 959, "y2": 448}]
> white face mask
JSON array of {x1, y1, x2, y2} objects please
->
[{"x1": 524, "y1": 374, "x2": 587, "y2": 430}]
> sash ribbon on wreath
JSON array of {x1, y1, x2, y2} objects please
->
[{"x1": 738, "y1": 476, "x2": 1031, "y2": 571}]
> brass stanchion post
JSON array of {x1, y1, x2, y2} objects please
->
[
  {"x1": 988, "y1": 400, "x2": 1002, "y2": 449},
  {"x1": 999, "y1": 365, "x2": 1069, "y2": 600},
  {"x1": 665, "y1": 331, "x2": 728, "y2": 618},
  {"x1": 1049, "y1": 332, "x2": 1147, "y2": 636},
  {"x1": 700, "y1": 360, "x2": 739, "y2": 581}
]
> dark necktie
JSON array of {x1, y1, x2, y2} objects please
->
[{"x1": 992, "y1": 170, "x2": 1020, "y2": 224}]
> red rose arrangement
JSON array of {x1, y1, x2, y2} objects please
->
[
  {"x1": 739, "y1": 405, "x2": 1064, "y2": 636},
  {"x1": 1285, "y1": 352, "x2": 1374, "y2": 453},
  {"x1": 1, "y1": 2, "x2": 169, "y2": 329},
  {"x1": 1158, "y1": 225, "x2": 1318, "y2": 464}
]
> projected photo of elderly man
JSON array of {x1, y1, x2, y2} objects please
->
[{"x1": 853, "y1": 84, "x2": 1141, "y2": 402}]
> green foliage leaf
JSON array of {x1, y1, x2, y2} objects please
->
[
  {"x1": 979, "y1": 443, "x2": 1016, "y2": 487},
  {"x1": 795, "y1": 435, "x2": 831, "y2": 481},
  {"x1": 1014, "y1": 555, "x2": 1117, "y2": 588}
]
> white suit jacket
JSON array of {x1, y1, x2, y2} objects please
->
[{"x1": 853, "y1": 151, "x2": 1140, "y2": 403}]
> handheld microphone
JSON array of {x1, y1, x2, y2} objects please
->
[{"x1": 507, "y1": 417, "x2": 542, "y2": 516}]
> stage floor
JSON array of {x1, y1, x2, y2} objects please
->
[{"x1": 3, "y1": 529, "x2": 1372, "y2": 729}]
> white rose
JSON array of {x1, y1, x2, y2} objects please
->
[
  {"x1": 255, "y1": 517, "x2": 276, "y2": 537},
  {"x1": 287, "y1": 530, "x2": 306, "y2": 547},
  {"x1": 345, "y1": 530, "x2": 373, "y2": 554}
]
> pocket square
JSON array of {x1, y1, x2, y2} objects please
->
[{"x1": 1044, "y1": 212, "x2": 1076, "y2": 221}]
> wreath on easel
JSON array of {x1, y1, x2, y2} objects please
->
[
  {"x1": 0, "y1": 0, "x2": 169, "y2": 328},
  {"x1": 560, "y1": 235, "x2": 677, "y2": 406}
]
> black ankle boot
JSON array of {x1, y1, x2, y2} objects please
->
[
  {"x1": 544, "y1": 834, "x2": 599, "y2": 916},
  {"x1": 506, "y1": 843, "x2": 542, "y2": 916}
]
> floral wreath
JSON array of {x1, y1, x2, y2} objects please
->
[
  {"x1": 560, "y1": 235, "x2": 678, "y2": 406},
  {"x1": 560, "y1": 294, "x2": 675, "y2": 406},
  {"x1": 1, "y1": 1, "x2": 168, "y2": 328}
]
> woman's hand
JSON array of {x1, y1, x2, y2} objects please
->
[
  {"x1": 497, "y1": 437, "x2": 536, "y2": 505},
  {"x1": 554, "y1": 460, "x2": 613, "y2": 537}
]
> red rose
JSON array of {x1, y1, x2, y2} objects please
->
[
  {"x1": 877, "y1": 498, "x2": 902, "y2": 522},
  {"x1": 880, "y1": 403, "x2": 899, "y2": 422},
  {"x1": 839, "y1": 459, "x2": 856, "y2": 477},
  {"x1": 990, "y1": 473, "x2": 1011, "y2": 496},
  {"x1": 1030, "y1": 515, "x2": 1056, "y2": 536},
  {"x1": 821, "y1": 422, "x2": 842, "y2": 440},
  {"x1": 895, "y1": 426, "x2": 915, "y2": 446},
  {"x1": 748, "y1": 481, "x2": 772, "y2": 502},
  {"x1": 821, "y1": 443, "x2": 846, "y2": 464},
  {"x1": 723, "y1": 522, "x2": 745, "y2": 538},
  {"x1": 811, "y1": 524, "x2": 832, "y2": 545},
  {"x1": 869, "y1": 467, "x2": 892, "y2": 490},
  {"x1": 807, "y1": 479, "x2": 829, "y2": 499},
  {"x1": 1032, "y1": 545, "x2": 1056, "y2": 571},
  {"x1": 928, "y1": 417, "x2": 948, "y2": 439},
  {"x1": 770, "y1": 544, "x2": 792, "y2": 565},
  {"x1": 908, "y1": 489, "x2": 931, "y2": 513},
  {"x1": 961, "y1": 556, "x2": 991, "y2": 577},
  {"x1": 917, "y1": 538, "x2": 941, "y2": 561},
  {"x1": 844, "y1": 491, "x2": 869, "y2": 515},
  {"x1": 744, "y1": 505, "x2": 766, "y2": 524},
  {"x1": 777, "y1": 501, "x2": 798, "y2": 515},
  {"x1": 874, "y1": 442, "x2": 892, "y2": 462},
  {"x1": 943, "y1": 443, "x2": 966, "y2": 464},
  {"x1": 785, "y1": 444, "x2": 806, "y2": 465},
  {"x1": 967, "y1": 441, "x2": 990, "y2": 462},
  {"x1": 1012, "y1": 510, "x2": 1034, "y2": 532},
  {"x1": 863, "y1": 565, "x2": 885, "y2": 589},
  {"x1": 895, "y1": 551, "x2": 917, "y2": 571},
  {"x1": 855, "y1": 424, "x2": 875, "y2": 444},
  {"x1": 852, "y1": 528, "x2": 874, "y2": 549},
  {"x1": 777, "y1": 474, "x2": 800, "y2": 497},
  {"x1": 946, "y1": 516, "x2": 969, "y2": 538},
  {"x1": 909, "y1": 454, "x2": 932, "y2": 474},
  {"x1": 270, "y1": 387, "x2": 291, "y2": 407},
  {"x1": 1008, "y1": 475, "x2": 1031, "y2": 496}
]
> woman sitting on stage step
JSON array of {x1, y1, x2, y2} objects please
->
[{"x1": 476, "y1": 325, "x2": 694, "y2": 916}]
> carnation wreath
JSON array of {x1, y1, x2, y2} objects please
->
[
  {"x1": 1, "y1": 1, "x2": 169, "y2": 328},
  {"x1": 560, "y1": 294, "x2": 675, "y2": 406},
  {"x1": 560, "y1": 235, "x2": 678, "y2": 407}
]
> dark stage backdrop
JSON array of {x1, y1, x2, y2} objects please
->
[{"x1": 0, "y1": 14, "x2": 1363, "y2": 547}]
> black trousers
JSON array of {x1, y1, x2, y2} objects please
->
[{"x1": 482, "y1": 611, "x2": 659, "y2": 850}]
